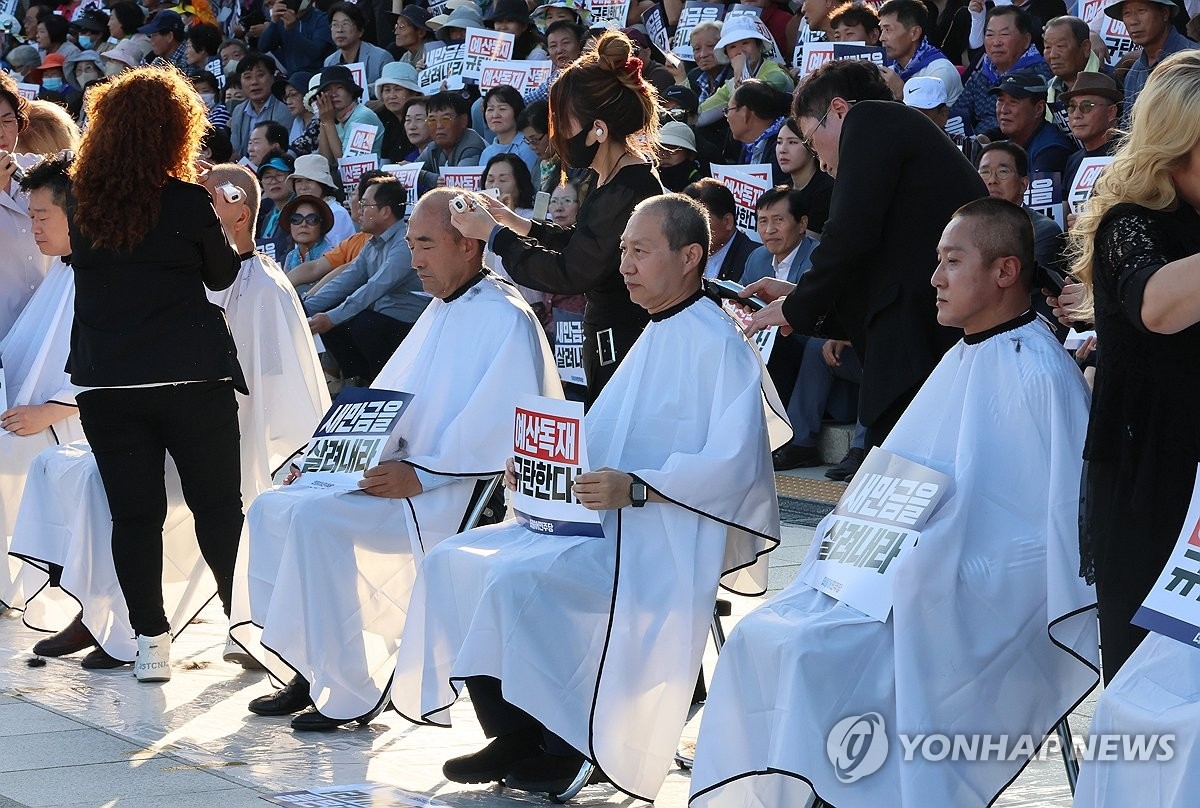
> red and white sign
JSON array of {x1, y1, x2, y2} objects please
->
[
  {"x1": 439, "y1": 165, "x2": 485, "y2": 190},
  {"x1": 337, "y1": 154, "x2": 380, "y2": 188},
  {"x1": 343, "y1": 61, "x2": 367, "y2": 94},
  {"x1": 344, "y1": 123, "x2": 378, "y2": 157},
  {"x1": 511, "y1": 396, "x2": 602, "y2": 537},
  {"x1": 478, "y1": 60, "x2": 553, "y2": 93},
  {"x1": 798, "y1": 42, "x2": 835, "y2": 74},
  {"x1": 1067, "y1": 156, "x2": 1114, "y2": 213},
  {"x1": 710, "y1": 164, "x2": 773, "y2": 242},
  {"x1": 462, "y1": 28, "x2": 515, "y2": 80},
  {"x1": 16, "y1": 83, "x2": 38, "y2": 101}
]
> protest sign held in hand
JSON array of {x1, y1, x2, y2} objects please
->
[
  {"x1": 418, "y1": 44, "x2": 465, "y2": 94},
  {"x1": 478, "y1": 60, "x2": 552, "y2": 93},
  {"x1": 338, "y1": 154, "x2": 380, "y2": 189},
  {"x1": 799, "y1": 448, "x2": 953, "y2": 621},
  {"x1": 1134, "y1": 469, "x2": 1200, "y2": 652},
  {"x1": 551, "y1": 309, "x2": 586, "y2": 387},
  {"x1": 382, "y1": 163, "x2": 423, "y2": 205},
  {"x1": 297, "y1": 387, "x2": 416, "y2": 490},
  {"x1": 709, "y1": 164, "x2": 772, "y2": 242},
  {"x1": 462, "y1": 28, "x2": 515, "y2": 80},
  {"x1": 439, "y1": 165, "x2": 485, "y2": 191},
  {"x1": 671, "y1": 1, "x2": 724, "y2": 60},
  {"x1": 344, "y1": 123, "x2": 379, "y2": 157},
  {"x1": 586, "y1": 0, "x2": 632, "y2": 28},
  {"x1": 343, "y1": 61, "x2": 368, "y2": 96},
  {"x1": 1067, "y1": 157, "x2": 1114, "y2": 214},
  {"x1": 643, "y1": 3, "x2": 672, "y2": 57},
  {"x1": 1023, "y1": 170, "x2": 1066, "y2": 230},
  {"x1": 512, "y1": 395, "x2": 603, "y2": 537}
]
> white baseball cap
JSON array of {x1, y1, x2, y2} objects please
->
[{"x1": 903, "y1": 76, "x2": 947, "y2": 110}]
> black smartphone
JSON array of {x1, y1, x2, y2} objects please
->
[
  {"x1": 707, "y1": 278, "x2": 768, "y2": 312},
  {"x1": 1035, "y1": 263, "x2": 1069, "y2": 296}
]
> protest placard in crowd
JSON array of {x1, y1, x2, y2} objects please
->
[
  {"x1": 710, "y1": 164, "x2": 772, "y2": 241},
  {"x1": 418, "y1": 44, "x2": 465, "y2": 93},
  {"x1": 551, "y1": 309, "x2": 585, "y2": 387},
  {"x1": 672, "y1": 1, "x2": 724, "y2": 60},
  {"x1": 381, "y1": 163, "x2": 423, "y2": 205},
  {"x1": 478, "y1": 60, "x2": 553, "y2": 93},
  {"x1": 461, "y1": 28, "x2": 514, "y2": 80},
  {"x1": 343, "y1": 61, "x2": 367, "y2": 95},
  {"x1": 297, "y1": 388, "x2": 416, "y2": 490},
  {"x1": 1024, "y1": 171, "x2": 1066, "y2": 230},
  {"x1": 511, "y1": 396, "x2": 603, "y2": 538},
  {"x1": 1134, "y1": 476, "x2": 1200, "y2": 650},
  {"x1": 439, "y1": 165, "x2": 485, "y2": 190},
  {"x1": 1067, "y1": 156, "x2": 1114, "y2": 214},
  {"x1": 337, "y1": 154, "x2": 380, "y2": 188},
  {"x1": 343, "y1": 123, "x2": 378, "y2": 158},
  {"x1": 586, "y1": 0, "x2": 632, "y2": 29}
]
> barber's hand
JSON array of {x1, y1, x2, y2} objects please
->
[
  {"x1": 478, "y1": 193, "x2": 527, "y2": 232},
  {"x1": 0, "y1": 150, "x2": 16, "y2": 196},
  {"x1": 1, "y1": 403, "x2": 73, "y2": 436},
  {"x1": 308, "y1": 312, "x2": 334, "y2": 334},
  {"x1": 359, "y1": 460, "x2": 422, "y2": 498},
  {"x1": 504, "y1": 456, "x2": 518, "y2": 492},
  {"x1": 449, "y1": 197, "x2": 500, "y2": 241},
  {"x1": 746, "y1": 298, "x2": 793, "y2": 337},
  {"x1": 573, "y1": 467, "x2": 633, "y2": 510},
  {"x1": 1045, "y1": 282, "x2": 1088, "y2": 328},
  {"x1": 741, "y1": 277, "x2": 795, "y2": 304},
  {"x1": 822, "y1": 339, "x2": 851, "y2": 368}
]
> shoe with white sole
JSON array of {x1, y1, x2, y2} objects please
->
[{"x1": 134, "y1": 632, "x2": 172, "y2": 682}]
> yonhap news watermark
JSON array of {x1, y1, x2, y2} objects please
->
[{"x1": 826, "y1": 712, "x2": 1174, "y2": 783}]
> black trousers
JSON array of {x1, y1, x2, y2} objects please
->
[
  {"x1": 466, "y1": 675, "x2": 576, "y2": 756},
  {"x1": 321, "y1": 309, "x2": 413, "y2": 384},
  {"x1": 77, "y1": 381, "x2": 244, "y2": 637}
]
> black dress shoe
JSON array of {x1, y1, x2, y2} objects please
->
[
  {"x1": 81, "y1": 646, "x2": 130, "y2": 669},
  {"x1": 772, "y1": 443, "x2": 823, "y2": 471},
  {"x1": 32, "y1": 613, "x2": 97, "y2": 657},
  {"x1": 504, "y1": 751, "x2": 599, "y2": 794},
  {"x1": 825, "y1": 447, "x2": 865, "y2": 481},
  {"x1": 290, "y1": 708, "x2": 348, "y2": 732},
  {"x1": 248, "y1": 675, "x2": 311, "y2": 716},
  {"x1": 442, "y1": 728, "x2": 543, "y2": 784}
]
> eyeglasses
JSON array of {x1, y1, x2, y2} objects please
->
[
  {"x1": 978, "y1": 166, "x2": 1016, "y2": 180},
  {"x1": 1065, "y1": 100, "x2": 1110, "y2": 114},
  {"x1": 0, "y1": 114, "x2": 18, "y2": 131},
  {"x1": 425, "y1": 113, "x2": 456, "y2": 125},
  {"x1": 800, "y1": 107, "x2": 830, "y2": 159},
  {"x1": 549, "y1": 196, "x2": 576, "y2": 205},
  {"x1": 360, "y1": 201, "x2": 381, "y2": 209},
  {"x1": 290, "y1": 213, "x2": 322, "y2": 225},
  {"x1": 330, "y1": 21, "x2": 355, "y2": 31},
  {"x1": 723, "y1": 103, "x2": 741, "y2": 118},
  {"x1": 525, "y1": 131, "x2": 547, "y2": 145}
]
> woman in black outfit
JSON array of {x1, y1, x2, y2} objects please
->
[
  {"x1": 68, "y1": 66, "x2": 245, "y2": 682},
  {"x1": 450, "y1": 30, "x2": 664, "y2": 406},
  {"x1": 1069, "y1": 52, "x2": 1200, "y2": 682}
]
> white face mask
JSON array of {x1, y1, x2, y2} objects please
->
[{"x1": 199, "y1": 92, "x2": 216, "y2": 108}]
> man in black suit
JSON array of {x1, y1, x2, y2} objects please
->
[
  {"x1": 682, "y1": 179, "x2": 760, "y2": 282},
  {"x1": 748, "y1": 60, "x2": 986, "y2": 448}
]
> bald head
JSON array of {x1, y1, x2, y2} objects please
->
[
  {"x1": 407, "y1": 188, "x2": 486, "y2": 300},
  {"x1": 203, "y1": 163, "x2": 261, "y2": 237}
]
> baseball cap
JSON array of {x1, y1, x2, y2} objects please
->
[
  {"x1": 988, "y1": 68, "x2": 1049, "y2": 99},
  {"x1": 903, "y1": 76, "x2": 947, "y2": 109},
  {"x1": 138, "y1": 9, "x2": 185, "y2": 36}
]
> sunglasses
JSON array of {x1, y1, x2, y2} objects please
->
[
  {"x1": 290, "y1": 213, "x2": 322, "y2": 225},
  {"x1": 1065, "y1": 100, "x2": 1110, "y2": 114}
]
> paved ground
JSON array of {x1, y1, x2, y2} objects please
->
[{"x1": 0, "y1": 468, "x2": 1095, "y2": 806}]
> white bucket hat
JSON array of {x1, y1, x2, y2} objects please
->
[
  {"x1": 290, "y1": 153, "x2": 340, "y2": 194},
  {"x1": 375, "y1": 60, "x2": 422, "y2": 95}
]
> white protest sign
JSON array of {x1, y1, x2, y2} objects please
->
[
  {"x1": 479, "y1": 59, "x2": 552, "y2": 93},
  {"x1": 1063, "y1": 328, "x2": 1095, "y2": 351},
  {"x1": 799, "y1": 448, "x2": 953, "y2": 621},
  {"x1": 671, "y1": 1, "x2": 724, "y2": 61},
  {"x1": 381, "y1": 162, "x2": 423, "y2": 204},
  {"x1": 337, "y1": 153, "x2": 380, "y2": 188},
  {"x1": 1023, "y1": 170, "x2": 1066, "y2": 230},
  {"x1": 343, "y1": 61, "x2": 368, "y2": 95},
  {"x1": 709, "y1": 163, "x2": 772, "y2": 242},
  {"x1": 798, "y1": 41, "x2": 836, "y2": 73},
  {"x1": 16, "y1": 83, "x2": 38, "y2": 101},
  {"x1": 719, "y1": 299, "x2": 777, "y2": 361},
  {"x1": 642, "y1": 3, "x2": 672, "y2": 57},
  {"x1": 587, "y1": 0, "x2": 631, "y2": 27},
  {"x1": 439, "y1": 165, "x2": 485, "y2": 190},
  {"x1": 0, "y1": 0, "x2": 18, "y2": 18},
  {"x1": 512, "y1": 395, "x2": 603, "y2": 537},
  {"x1": 418, "y1": 44, "x2": 465, "y2": 93},
  {"x1": 1098, "y1": 15, "x2": 1135, "y2": 66},
  {"x1": 1067, "y1": 156, "x2": 1114, "y2": 214},
  {"x1": 1134, "y1": 468, "x2": 1200, "y2": 651},
  {"x1": 297, "y1": 388, "x2": 415, "y2": 490},
  {"x1": 551, "y1": 308, "x2": 586, "y2": 386},
  {"x1": 264, "y1": 783, "x2": 449, "y2": 807},
  {"x1": 255, "y1": 239, "x2": 276, "y2": 261},
  {"x1": 462, "y1": 27, "x2": 514, "y2": 80},
  {"x1": 343, "y1": 122, "x2": 379, "y2": 157}
]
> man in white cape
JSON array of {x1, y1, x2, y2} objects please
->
[
  {"x1": 689, "y1": 197, "x2": 1101, "y2": 808},
  {"x1": 0, "y1": 155, "x2": 84, "y2": 611},
  {"x1": 232, "y1": 187, "x2": 562, "y2": 732},
  {"x1": 10, "y1": 164, "x2": 329, "y2": 669},
  {"x1": 388, "y1": 194, "x2": 789, "y2": 802}
]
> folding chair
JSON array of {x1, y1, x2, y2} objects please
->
[{"x1": 458, "y1": 474, "x2": 504, "y2": 533}]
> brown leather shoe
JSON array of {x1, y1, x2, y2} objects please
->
[{"x1": 32, "y1": 613, "x2": 97, "y2": 657}]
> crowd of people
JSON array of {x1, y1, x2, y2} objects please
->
[{"x1": 1, "y1": 0, "x2": 1200, "y2": 803}]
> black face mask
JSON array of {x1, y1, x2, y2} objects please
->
[{"x1": 564, "y1": 126, "x2": 600, "y2": 169}]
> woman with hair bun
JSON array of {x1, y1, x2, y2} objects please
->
[{"x1": 450, "y1": 29, "x2": 664, "y2": 405}]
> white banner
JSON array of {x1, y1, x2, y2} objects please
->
[
  {"x1": 461, "y1": 27, "x2": 515, "y2": 80},
  {"x1": 511, "y1": 395, "x2": 603, "y2": 537},
  {"x1": 381, "y1": 162, "x2": 423, "y2": 205},
  {"x1": 551, "y1": 308, "x2": 586, "y2": 386},
  {"x1": 478, "y1": 59, "x2": 553, "y2": 93},
  {"x1": 439, "y1": 165, "x2": 485, "y2": 190},
  {"x1": 418, "y1": 44, "x2": 465, "y2": 93},
  {"x1": 671, "y1": 1, "x2": 724, "y2": 61},
  {"x1": 709, "y1": 163, "x2": 772, "y2": 242},
  {"x1": 719, "y1": 299, "x2": 777, "y2": 361},
  {"x1": 343, "y1": 122, "x2": 378, "y2": 157},
  {"x1": 297, "y1": 388, "x2": 415, "y2": 490},
  {"x1": 1067, "y1": 156, "x2": 1114, "y2": 214},
  {"x1": 343, "y1": 60, "x2": 367, "y2": 95},
  {"x1": 586, "y1": 0, "x2": 631, "y2": 27},
  {"x1": 337, "y1": 153, "x2": 380, "y2": 188}
]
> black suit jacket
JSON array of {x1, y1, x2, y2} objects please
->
[
  {"x1": 717, "y1": 230, "x2": 760, "y2": 282},
  {"x1": 781, "y1": 101, "x2": 987, "y2": 427}
]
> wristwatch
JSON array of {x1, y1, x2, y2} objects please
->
[{"x1": 629, "y1": 477, "x2": 648, "y2": 508}]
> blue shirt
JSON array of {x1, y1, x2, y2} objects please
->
[
  {"x1": 479, "y1": 132, "x2": 540, "y2": 179},
  {"x1": 1123, "y1": 30, "x2": 1198, "y2": 123}
]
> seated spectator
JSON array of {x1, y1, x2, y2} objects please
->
[
  {"x1": 430, "y1": 4, "x2": 484, "y2": 44},
  {"x1": 1105, "y1": 0, "x2": 1197, "y2": 120},
  {"x1": 741, "y1": 0, "x2": 794, "y2": 53},
  {"x1": 689, "y1": 197, "x2": 1099, "y2": 807},
  {"x1": 417, "y1": 90, "x2": 485, "y2": 191},
  {"x1": 774, "y1": 117, "x2": 834, "y2": 235},
  {"x1": 830, "y1": 2, "x2": 881, "y2": 45},
  {"x1": 904, "y1": 76, "x2": 988, "y2": 164},
  {"x1": 304, "y1": 175, "x2": 427, "y2": 384},
  {"x1": 479, "y1": 84, "x2": 539, "y2": 178},
  {"x1": 399, "y1": 96, "x2": 430, "y2": 163},
  {"x1": 275, "y1": 70, "x2": 314, "y2": 147},
  {"x1": 878, "y1": 0, "x2": 963, "y2": 105},
  {"x1": 371, "y1": 62, "x2": 422, "y2": 163},
  {"x1": 657, "y1": 120, "x2": 706, "y2": 193},
  {"x1": 257, "y1": 0, "x2": 333, "y2": 75},
  {"x1": 387, "y1": 4, "x2": 434, "y2": 67},
  {"x1": 697, "y1": 16, "x2": 795, "y2": 126},
  {"x1": 662, "y1": 85, "x2": 700, "y2": 126},
  {"x1": 139, "y1": 10, "x2": 192, "y2": 74},
  {"x1": 31, "y1": 54, "x2": 79, "y2": 112},
  {"x1": 35, "y1": 11, "x2": 80, "y2": 82},
  {"x1": 185, "y1": 21, "x2": 224, "y2": 81},
  {"x1": 231, "y1": 52, "x2": 293, "y2": 158},
  {"x1": 773, "y1": 331, "x2": 867, "y2": 472},
  {"x1": 255, "y1": 154, "x2": 296, "y2": 260},
  {"x1": 237, "y1": 187, "x2": 561, "y2": 732},
  {"x1": 795, "y1": 0, "x2": 835, "y2": 43},
  {"x1": 69, "y1": 9, "x2": 109, "y2": 56},
  {"x1": 620, "y1": 26, "x2": 675, "y2": 95},
  {"x1": 1060, "y1": 72, "x2": 1121, "y2": 191},
  {"x1": 990, "y1": 68, "x2": 1075, "y2": 174},
  {"x1": 288, "y1": 153, "x2": 357, "y2": 247},
  {"x1": 323, "y1": 2, "x2": 393, "y2": 98},
  {"x1": 389, "y1": 193, "x2": 784, "y2": 800},
  {"x1": 246, "y1": 119, "x2": 289, "y2": 169},
  {"x1": 669, "y1": 20, "x2": 731, "y2": 106},
  {"x1": 192, "y1": 70, "x2": 230, "y2": 129},
  {"x1": 285, "y1": 171, "x2": 380, "y2": 293},
  {"x1": 315, "y1": 64, "x2": 384, "y2": 161},
  {"x1": 540, "y1": 179, "x2": 589, "y2": 334},
  {"x1": 289, "y1": 73, "x2": 324, "y2": 157},
  {"x1": 98, "y1": 39, "x2": 142, "y2": 77},
  {"x1": 66, "y1": 51, "x2": 104, "y2": 94},
  {"x1": 281, "y1": 194, "x2": 335, "y2": 295},
  {"x1": 518, "y1": 100, "x2": 560, "y2": 193},
  {"x1": 219, "y1": 37, "x2": 247, "y2": 74},
  {"x1": 523, "y1": 20, "x2": 586, "y2": 104},
  {"x1": 200, "y1": 127, "x2": 234, "y2": 163},
  {"x1": 529, "y1": 0, "x2": 592, "y2": 32},
  {"x1": 4, "y1": 45, "x2": 40, "y2": 83},
  {"x1": 682, "y1": 177, "x2": 758, "y2": 281},
  {"x1": 485, "y1": 0, "x2": 548, "y2": 60},
  {"x1": 106, "y1": 1, "x2": 144, "y2": 43},
  {"x1": 480, "y1": 153, "x2": 544, "y2": 310},
  {"x1": 950, "y1": 6, "x2": 1052, "y2": 134},
  {"x1": 725, "y1": 79, "x2": 791, "y2": 186},
  {"x1": 1043, "y1": 16, "x2": 1113, "y2": 137}
]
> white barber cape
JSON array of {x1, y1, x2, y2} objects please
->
[
  {"x1": 11, "y1": 253, "x2": 328, "y2": 659},
  {"x1": 231, "y1": 272, "x2": 561, "y2": 721},
  {"x1": 0, "y1": 259, "x2": 82, "y2": 608},
  {"x1": 1073, "y1": 633, "x2": 1200, "y2": 807},
  {"x1": 689, "y1": 312, "x2": 1101, "y2": 808},
  {"x1": 390, "y1": 292, "x2": 789, "y2": 801}
]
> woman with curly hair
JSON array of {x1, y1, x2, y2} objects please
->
[
  {"x1": 1069, "y1": 51, "x2": 1200, "y2": 683},
  {"x1": 67, "y1": 66, "x2": 244, "y2": 683},
  {"x1": 450, "y1": 30, "x2": 664, "y2": 405}
]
